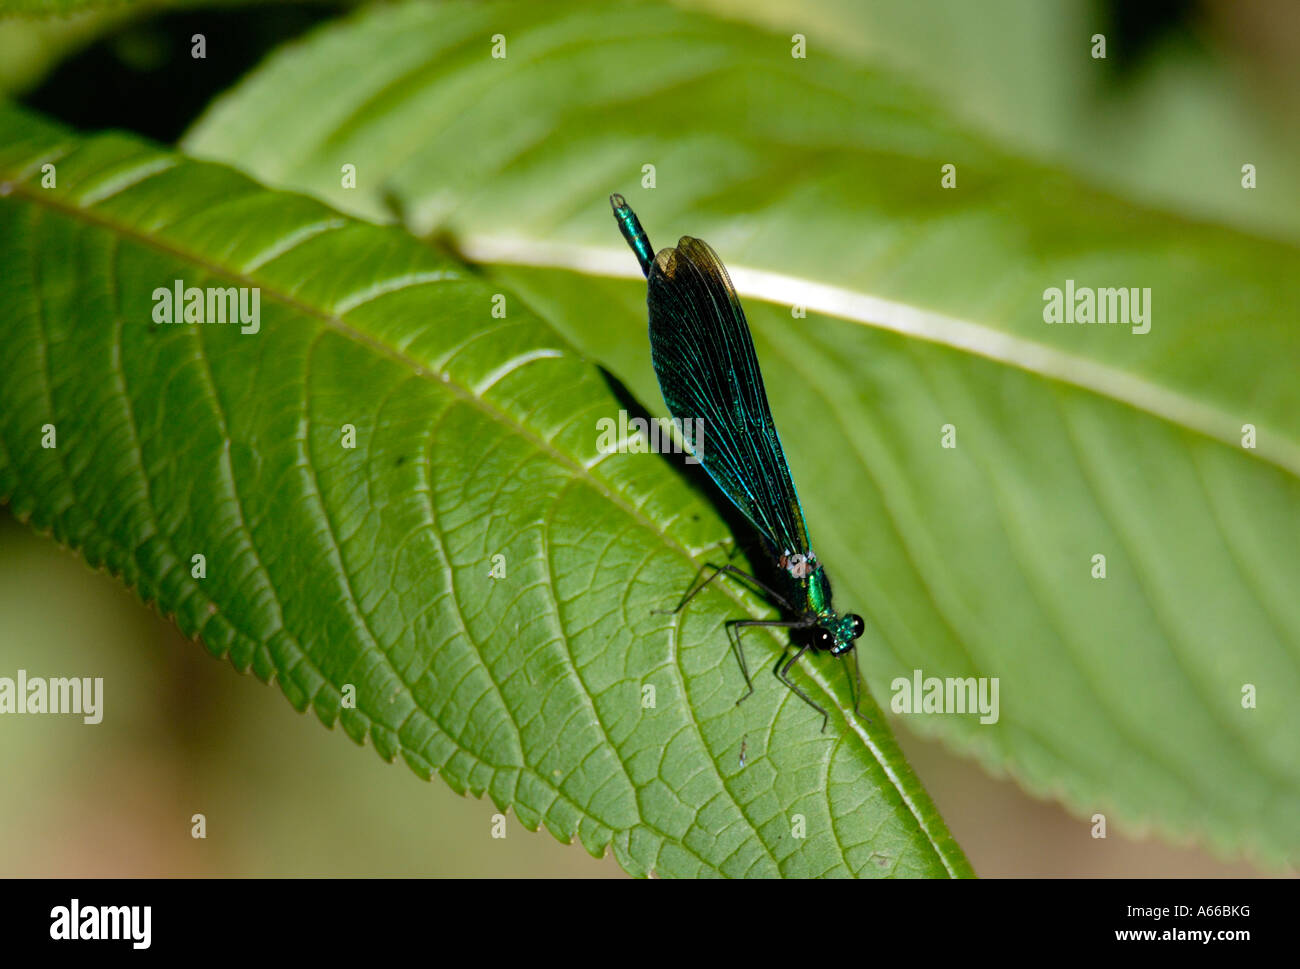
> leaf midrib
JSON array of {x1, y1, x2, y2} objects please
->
[{"x1": 460, "y1": 233, "x2": 1300, "y2": 482}]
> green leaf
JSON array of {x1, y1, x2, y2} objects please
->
[
  {"x1": 0, "y1": 0, "x2": 290, "y2": 16},
  {"x1": 0, "y1": 8, "x2": 125, "y2": 96},
  {"x1": 183, "y1": 0, "x2": 1300, "y2": 867},
  {"x1": 0, "y1": 102, "x2": 971, "y2": 878},
  {"x1": 687, "y1": 0, "x2": 1300, "y2": 243}
]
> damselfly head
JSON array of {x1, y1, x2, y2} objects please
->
[{"x1": 811, "y1": 613, "x2": 865, "y2": 656}]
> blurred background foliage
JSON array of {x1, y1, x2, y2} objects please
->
[{"x1": 1, "y1": 0, "x2": 1295, "y2": 875}]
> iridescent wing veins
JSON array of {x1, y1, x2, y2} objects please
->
[{"x1": 646, "y1": 235, "x2": 811, "y2": 556}]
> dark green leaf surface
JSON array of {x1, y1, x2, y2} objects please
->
[
  {"x1": 0, "y1": 103, "x2": 970, "y2": 877},
  {"x1": 183, "y1": 0, "x2": 1300, "y2": 866}
]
